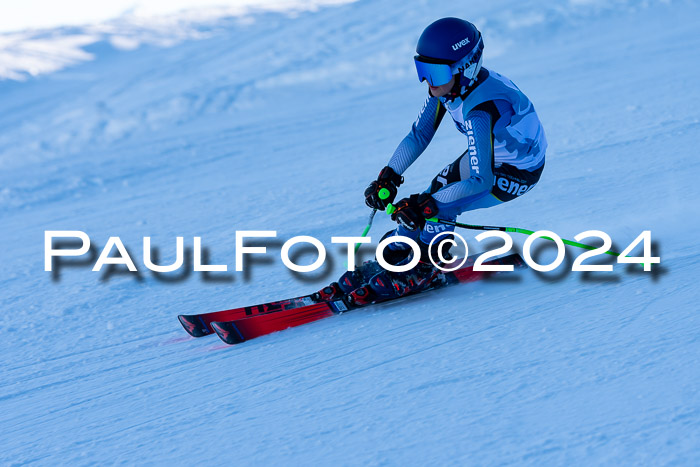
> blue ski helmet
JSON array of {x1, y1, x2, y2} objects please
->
[{"x1": 414, "y1": 17, "x2": 484, "y2": 87}]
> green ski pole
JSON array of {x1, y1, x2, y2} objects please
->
[
  {"x1": 355, "y1": 208, "x2": 377, "y2": 253},
  {"x1": 424, "y1": 218, "x2": 621, "y2": 257},
  {"x1": 353, "y1": 188, "x2": 392, "y2": 253},
  {"x1": 355, "y1": 188, "x2": 393, "y2": 253},
  {"x1": 385, "y1": 202, "x2": 620, "y2": 257}
]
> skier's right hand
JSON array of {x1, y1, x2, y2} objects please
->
[{"x1": 364, "y1": 166, "x2": 403, "y2": 210}]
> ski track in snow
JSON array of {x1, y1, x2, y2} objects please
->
[{"x1": 1, "y1": 0, "x2": 700, "y2": 464}]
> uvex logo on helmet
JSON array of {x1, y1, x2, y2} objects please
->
[{"x1": 452, "y1": 37, "x2": 470, "y2": 51}]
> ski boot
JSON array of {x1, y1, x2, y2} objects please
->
[
  {"x1": 367, "y1": 260, "x2": 445, "y2": 301},
  {"x1": 365, "y1": 233, "x2": 453, "y2": 300},
  {"x1": 312, "y1": 260, "x2": 384, "y2": 302},
  {"x1": 334, "y1": 235, "x2": 415, "y2": 306}
]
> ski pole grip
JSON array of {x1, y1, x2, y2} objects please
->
[
  {"x1": 378, "y1": 188, "x2": 391, "y2": 200},
  {"x1": 386, "y1": 203, "x2": 396, "y2": 215}
]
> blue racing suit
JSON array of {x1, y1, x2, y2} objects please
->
[{"x1": 386, "y1": 67, "x2": 547, "y2": 247}]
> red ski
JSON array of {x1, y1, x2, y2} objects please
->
[
  {"x1": 211, "y1": 302, "x2": 339, "y2": 344},
  {"x1": 211, "y1": 253, "x2": 524, "y2": 345},
  {"x1": 177, "y1": 295, "x2": 317, "y2": 337}
]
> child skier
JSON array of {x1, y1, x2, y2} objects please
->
[{"x1": 320, "y1": 17, "x2": 547, "y2": 304}]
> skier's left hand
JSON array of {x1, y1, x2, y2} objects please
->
[{"x1": 391, "y1": 193, "x2": 439, "y2": 231}]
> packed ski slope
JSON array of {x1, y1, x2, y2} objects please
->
[{"x1": 2, "y1": 0, "x2": 699, "y2": 464}]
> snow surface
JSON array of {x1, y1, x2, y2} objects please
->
[
  {"x1": 2, "y1": 0, "x2": 699, "y2": 464},
  {"x1": 0, "y1": 0, "x2": 356, "y2": 34}
]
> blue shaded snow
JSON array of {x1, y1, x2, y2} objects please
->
[{"x1": 1, "y1": 0, "x2": 699, "y2": 464}]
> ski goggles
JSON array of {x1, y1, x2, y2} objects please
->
[
  {"x1": 414, "y1": 55, "x2": 454, "y2": 87},
  {"x1": 414, "y1": 36, "x2": 483, "y2": 87}
]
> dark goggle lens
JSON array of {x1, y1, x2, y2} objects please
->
[{"x1": 414, "y1": 57, "x2": 453, "y2": 86}]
